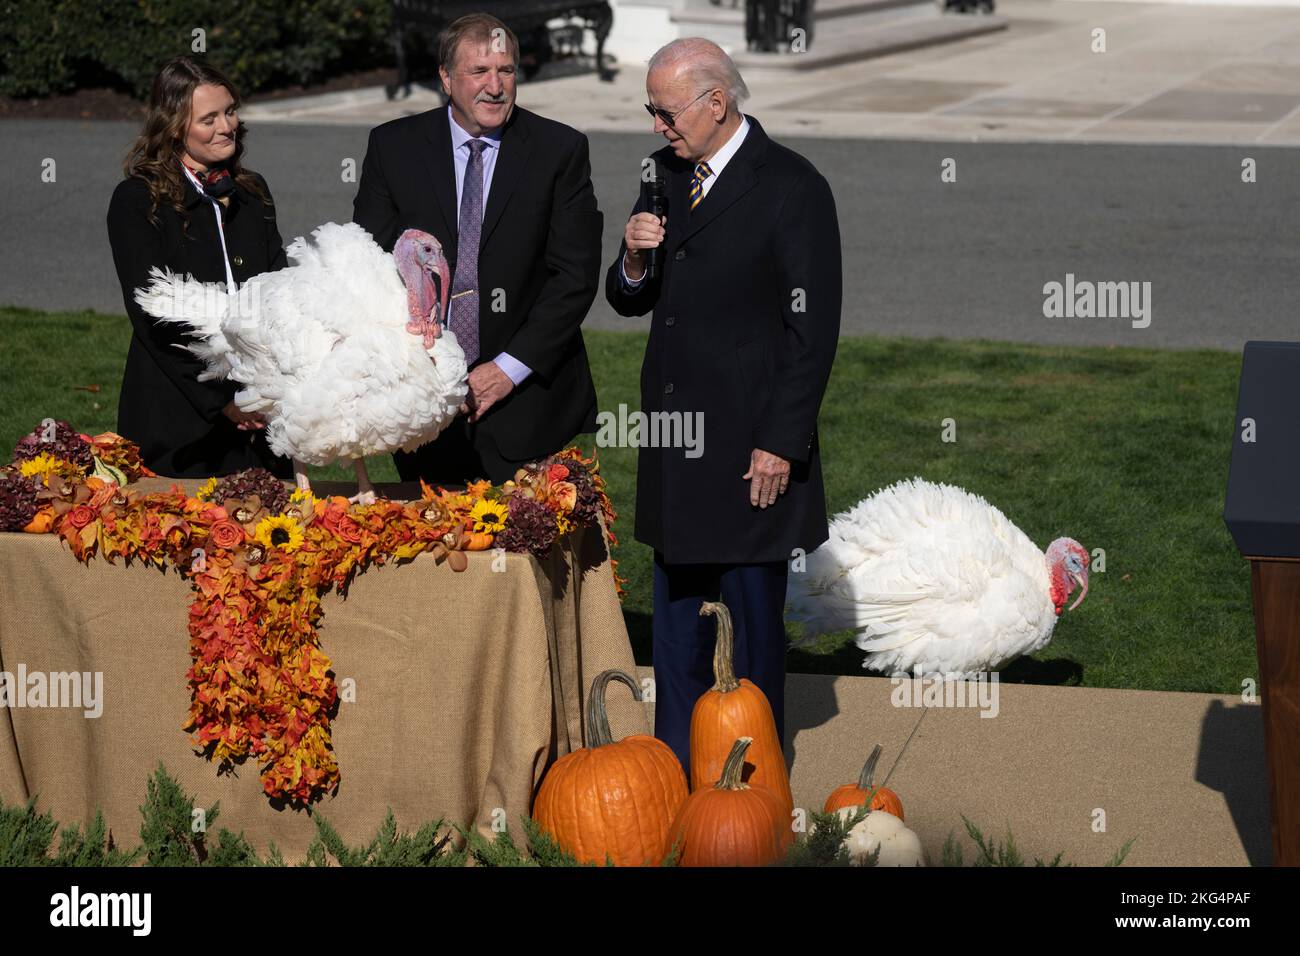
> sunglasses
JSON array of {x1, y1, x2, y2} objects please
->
[{"x1": 644, "y1": 88, "x2": 715, "y2": 129}]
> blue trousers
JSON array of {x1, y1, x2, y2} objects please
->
[{"x1": 651, "y1": 550, "x2": 789, "y2": 780}]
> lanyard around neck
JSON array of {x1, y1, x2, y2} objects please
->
[{"x1": 179, "y1": 162, "x2": 237, "y2": 295}]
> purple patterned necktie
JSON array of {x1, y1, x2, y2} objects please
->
[{"x1": 449, "y1": 138, "x2": 487, "y2": 365}]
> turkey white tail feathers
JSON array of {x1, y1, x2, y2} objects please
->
[
  {"x1": 133, "y1": 266, "x2": 237, "y2": 380},
  {"x1": 788, "y1": 475, "x2": 1069, "y2": 677},
  {"x1": 131, "y1": 220, "x2": 468, "y2": 495}
]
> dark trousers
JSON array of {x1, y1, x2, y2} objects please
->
[
  {"x1": 652, "y1": 550, "x2": 789, "y2": 780},
  {"x1": 393, "y1": 417, "x2": 524, "y2": 487}
]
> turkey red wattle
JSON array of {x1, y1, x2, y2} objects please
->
[
  {"x1": 1045, "y1": 537, "x2": 1090, "y2": 616},
  {"x1": 394, "y1": 228, "x2": 449, "y2": 349}
]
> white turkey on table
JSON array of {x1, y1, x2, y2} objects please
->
[
  {"x1": 134, "y1": 222, "x2": 467, "y2": 502},
  {"x1": 786, "y1": 478, "x2": 1089, "y2": 678}
]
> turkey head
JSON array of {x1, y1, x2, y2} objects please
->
[
  {"x1": 1046, "y1": 537, "x2": 1090, "y2": 615},
  {"x1": 394, "y1": 228, "x2": 450, "y2": 349}
]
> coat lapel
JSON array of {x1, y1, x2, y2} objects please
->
[
  {"x1": 678, "y1": 115, "x2": 769, "y2": 246},
  {"x1": 480, "y1": 106, "x2": 532, "y2": 250},
  {"x1": 663, "y1": 155, "x2": 691, "y2": 252},
  {"x1": 422, "y1": 107, "x2": 460, "y2": 264}
]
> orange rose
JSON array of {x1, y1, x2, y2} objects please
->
[
  {"x1": 67, "y1": 504, "x2": 95, "y2": 529},
  {"x1": 335, "y1": 515, "x2": 363, "y2": 545},
  {"x1": 550, "y1": 481, "x2": 577, "y2": 512},
  {"x1": 547, "y1": 463, "x2": 570, "y2": 482},
  {"x1": 210, "y1": 520, "x2": 245, "y2": 550}
]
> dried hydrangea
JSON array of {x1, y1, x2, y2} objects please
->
[
  {"x1": 495, "y1": 495, "x2": 559, "y2": 559},
  {"x1": 11, "y1": 420, "x2": 93, "y2": 470},
  {"x1": 212, "y1": 468, "x2": 290, "y2": 516},
  {"x1": 0, "y1": 472, "x2": 40, "y2": 531}
]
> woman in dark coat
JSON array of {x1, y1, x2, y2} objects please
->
[{"x1": 107, "y1": 55, "x2": 292, "y2": 479}]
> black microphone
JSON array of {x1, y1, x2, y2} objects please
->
[{"x1": 646, "y1": 161, "x2": 666, "y2": 281}]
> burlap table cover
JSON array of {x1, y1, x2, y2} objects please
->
[{"x1": 0, "y1": 476, "x2": 650, "y2": 861}]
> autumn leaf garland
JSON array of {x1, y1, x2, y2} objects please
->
[{"x1": 1, "y1": 421, "x2": 624, "y2": 805}]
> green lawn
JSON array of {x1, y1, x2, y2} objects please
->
[{"x1": 0, "y1": 306, "x2": 1254, "y2": 693}]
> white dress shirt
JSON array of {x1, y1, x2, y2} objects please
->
[
  {"x1": 622, "y1": 115, "x2": 751, "y2": 289},
  {"x1": 448, "y1": 105, "x2": 530, "y2": 384}
]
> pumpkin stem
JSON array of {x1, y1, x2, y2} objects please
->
[
  {"x1": 587, "y1": 669, "x2": 641, "y2": 748},
  {"x1": 856, "y1": 744, "x2": 884, "y2": 791},
  {"x1": 700, "y1": 601, "x2": 740, "y2": 693},
  {"x1": 714, "y1": 737, "x2": 753, "y2": 791}
]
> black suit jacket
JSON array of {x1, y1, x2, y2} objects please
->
[
  {"x1": 352, "y1": 104, "x2": 602, "y2": 469},
  {"x1": 605, "y1": 116, "x2": 841, "y2": 564},
  {"x1": 106, "y1": 173, "x2": 293, "y2": 479}
]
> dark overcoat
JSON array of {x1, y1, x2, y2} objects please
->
[
  {"x1": 106, "y1": 170, "x2": 293, "y2": 478},
  {"x1": 605, "y1": 116, "x2": 841, "y2": 564}
]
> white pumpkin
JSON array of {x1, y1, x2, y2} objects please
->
[{"x1": 836, "y1": 807, "x2": 926, "y2": 866}]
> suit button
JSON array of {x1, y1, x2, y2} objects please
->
[
  {"x1": 664, "y1": 382, "x2": 674, "y2": 395},
  {"x1": 665, "y1": 316, "x2": 676, "y2": 327},
  {"x1": 232, "y1": 255, "x2": 243, "y2": 266},
  {"x1": 675, "y1": 249, "x2": 686, "y2": 260}
]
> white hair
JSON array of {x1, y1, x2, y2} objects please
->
[{"x1": 648, "y1": 37, "x2": 750, "y2": 107}]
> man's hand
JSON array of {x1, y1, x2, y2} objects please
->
[
  {"x1": 464, "y1": 361, "x2": 515, "y2": 423},
  {"x1": 743, "y1": 448, "x2": 790, "y2": 508},
  {"x1": 622, "y1": 212, "x2": 666, "y2": 281},
  {"x1": 223, "y1": 401, "x2": 265, "y2": 432}
]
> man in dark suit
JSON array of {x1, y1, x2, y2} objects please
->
[
  {"x1": 605, "y1": 38, "x2": 841, "y2": 778},
  {"x1": 353, "y1": 13, "x2": 603, "y2": 485}
]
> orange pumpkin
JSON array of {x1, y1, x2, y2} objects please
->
[
  {"x1": 464, "y1": 530, "x2": 494, "y2": 551},
  {"x1": 689, "y1": 602, "x2": 793, "y2": 819},
  {"x1": 666, "y1": 737, "x2": 794, "y2": 867},
  {"x1": 22, "y1": 507, "x2": 54, "y2": 533},
  {"x1": 533, "y1": 669, "x2": 687, "y2": 866},
  {"x1": 822, "y1": 744, "x2": 905, "y2": 821}
]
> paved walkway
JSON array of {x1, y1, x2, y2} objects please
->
[{"x1": 241, "y1": 0, "x2": 1300, "y2": 146}]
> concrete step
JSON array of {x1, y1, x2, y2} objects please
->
[
  {"x1": 730, "y1": 11, "x2": 1006, "y2": 71},
  {"x1": 625, "y1": 665, "x2": 1267, "y2": 866}
]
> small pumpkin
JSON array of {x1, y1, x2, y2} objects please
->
[
  {"x1": 823, "y1": 744, "x2": 905, "y2": 821},
  {"x1": 533, "y1": 670, "x2": 687, "y2": 866},
  {"x1": 689, "y1": 602, "x2": 793, "y2": 818},
  {"x1": 832, "y1": 807, "x2": 925, "y2": 866},
  {"x1": 666, "y1": 736, "x2": 794, "y2": 867},
  {"x1": 464, "y1": 530, "x2": 494, "y2": 551},
  {"x1": 22, "y1": 507, "x2": 54, "y2": 533}
]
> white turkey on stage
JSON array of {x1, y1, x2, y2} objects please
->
[
  {"x1": 786, "y1": 478, "x2": 1089, "y2": 679},
  {"x1": 134, "y1": 222, "x2": 468, "y2": 502}
]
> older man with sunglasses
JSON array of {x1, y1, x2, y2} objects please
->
[{"x1": 605, "y1": 38, "x2": 841, "y2": 780}]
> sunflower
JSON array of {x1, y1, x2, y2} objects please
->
[
  {"x1": 254, "y1": 514, "x2": 305, "y2": 553},
  {"x1": 19, "y1": 452, "x2": 74, "y2": 486},
  {"x1": 288, "y1": 486, "x2": 316, "y2": 514},
  {"x1": 196, "y1": 476, "x2": 219, "y2": 501},
  {"x1": 470, "y1": 498, "x2": 508, "y2": 534}
]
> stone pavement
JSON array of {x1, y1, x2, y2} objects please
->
[{"x1": 240, "y1": 0, "x2": 1300, "y2": 146}]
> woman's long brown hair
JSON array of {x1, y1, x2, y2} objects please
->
[{"x1": 123, "y1": 55, "x2": 270, "y2": 230}]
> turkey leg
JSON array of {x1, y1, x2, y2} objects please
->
[
  {"x1": 350, "y1": 457, "x2": 377, "y2": 505},
  {"x1": 293, "y1": 459, "x2": 310, "y2": 493}
]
